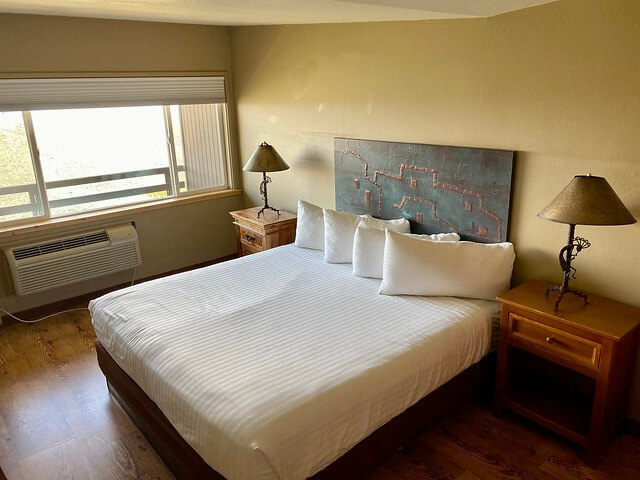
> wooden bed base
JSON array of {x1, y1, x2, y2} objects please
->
[{"x1": 96, "y1": 341, "x2": 495, "y2": 479}]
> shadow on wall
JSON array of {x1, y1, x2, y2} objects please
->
[
  {"x1": 513, "y1": 247, "x2": 559, "y2": 286},
  {"x1": 295, "y1": 145, "x2": 327, "y2": 169},
  {"x1": 628, "y1": 201, "x2": 640, "y2": 219}
]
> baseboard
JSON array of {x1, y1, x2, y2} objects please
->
[{"x1": 1, "y1": 253, "x2": 237, "y2": 325}]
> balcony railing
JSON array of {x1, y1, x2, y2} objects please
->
[{"x1": 0, "y1": 166, "x2": 186, "y2": 219}]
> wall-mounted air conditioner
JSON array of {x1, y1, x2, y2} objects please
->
[{"x1": 4, "y1": 223, "x2": 141, "y2": 296}]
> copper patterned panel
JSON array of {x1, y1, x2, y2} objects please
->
[{"x1": 334, "y1": 137, "x2": 514, "y2": 243}]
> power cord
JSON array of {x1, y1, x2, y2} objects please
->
[
  {"x1": 0, "y1": 306, "x2": 89, "y2": 324},
  {"x1": 0, "y1": 267, "x2": 138, "y2": 324}
]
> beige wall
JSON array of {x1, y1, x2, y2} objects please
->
[
  {"x1": 0, "y1": 13, "x2": 244, "y2": 313},
  {"x1": 230, "y1": 0, "x2": 640, "y2": 418},
  {"x1": 0, "y1": 13, "x2": 231, "y2": 73}
]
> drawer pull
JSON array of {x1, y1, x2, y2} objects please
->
[
  {"x1": 546, "y1": 336, "x2": 564, "y2": 346},
  {"x1": 244, "y1": 234, "x2": 255, "y2": 242}
]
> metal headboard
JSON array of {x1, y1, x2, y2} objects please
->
[{"x1": 334, "y1": 137, "x2": 514, "y2": 243}]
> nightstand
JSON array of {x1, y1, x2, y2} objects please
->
[
  {"x1": 495, "y1": 280, "x2": 640, "y2": 465},
  {"x1": 230, "y1": 207, "x2": 297, "y2": 257}
]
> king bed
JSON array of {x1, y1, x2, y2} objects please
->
[
  {"x1": 91, "y1": 138, "x2": 515, "y2": 479},
  {"x1": 92, "y1": 246, "x2": 500, "y2": 479}
]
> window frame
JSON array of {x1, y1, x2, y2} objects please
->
[{"x1": 0, "y1": 102, "x2": 233, "y2": 228}]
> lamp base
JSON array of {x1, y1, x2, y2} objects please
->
[
  {"x1": 546, "y1": 284, "x2": 589, "y2": 311},
  {"x1": 257, "y1": 205, "x2": 281, "y2": 218},
  {"x1": 546, "y1": 223, "x2": 592, "y2": 311},
  {"x1": 256, "y1": 172, "x2": 282, "y2": 218}
]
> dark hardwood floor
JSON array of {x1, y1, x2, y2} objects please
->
[{"x1": 0, "y1": 309, "x2": 639, "y2": 480}]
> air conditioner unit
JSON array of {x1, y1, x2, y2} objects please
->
[{"x1": 4, "y1": 223, "x2": 141, "y2": 296}]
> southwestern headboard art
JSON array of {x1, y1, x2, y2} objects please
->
[{"x1": 334, "y1": 137, "x2": 515, "y2": 243}]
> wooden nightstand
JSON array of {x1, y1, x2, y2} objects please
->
[
  {"x1": 230, "y1": 207, "x2": 297, "y2": 257},
  {"x1": 495, "y1": 280, "x2": 640, "y2": 465}
]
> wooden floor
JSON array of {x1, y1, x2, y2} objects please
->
[{"x1": 1, "y1": 310, "x2": 639, "y2": 480}]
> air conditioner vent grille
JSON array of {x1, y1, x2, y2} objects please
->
[
  {"x1": 12, "y1": 231, "x2": 109, "y2": 261},
  {"x1": 16, "y1": 242, "x2": 139, "y2": 294},
  {"x1": 4, "y1": 224, "x2": 140, "y2": 296}
]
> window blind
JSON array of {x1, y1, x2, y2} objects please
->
[
  {"x1": 0, "y1": 76, "x2": 226, "y2": 111},
  {"x1": 180, "y1": 104, "x2": 228, "y2": 190}
]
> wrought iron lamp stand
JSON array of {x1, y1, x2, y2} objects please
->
[
  {"x1": 257, "y1": 171, "x2": 281, "y2": 218},
  {"x1": 545, "y1": 223, "x2": 591, "y2": 310}
]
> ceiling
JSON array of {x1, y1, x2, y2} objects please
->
[{"x1": 0, "y1": 0, "x2": 559, "y2": 26}]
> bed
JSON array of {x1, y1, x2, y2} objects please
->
[
  {"x1": 91, "y1": 245, "x2": 500, "y2": 479},
  {"x1": 91, "y1": 138, "x2": 514, "y2": 479}
]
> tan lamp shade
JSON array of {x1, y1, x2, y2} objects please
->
[
  {"x1": 538, "y1": 175, "x2": 636, "y2": 226},
  {"x1": 243, "y1": 141, "x2": 290, "y2": 173}
]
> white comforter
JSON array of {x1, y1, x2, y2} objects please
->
[{"x1": 90, "y1": 244, "x2": 499, "y2": 480}]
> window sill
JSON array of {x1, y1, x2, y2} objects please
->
[{"x1": 0, "y1": 189, "x2": 242, "y2": 240}]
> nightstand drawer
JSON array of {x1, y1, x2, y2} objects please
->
[
  {"x1": 240, "y1": 241, "x2": 262, "y2": 256},
  {"x1": 508, "y1": 313, "x2": 601, "y2": 370},
  {"x1": 238, "y1": 226, "x2": 263, "y2": 248}
]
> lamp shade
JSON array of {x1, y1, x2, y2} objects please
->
[
  {"x1": 538, "y1": 175, "x2": 636, "y2": 226},
  {"x1": 243, "y1": 141, "x2": 290, "y2": 173}
]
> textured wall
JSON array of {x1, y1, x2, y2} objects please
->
[
  {"x1": 230, "y1": 0, "x2": 640, "y2": 418},
  {"x1": 0, "y1": 13, "x2": 243, "y2": 312}
]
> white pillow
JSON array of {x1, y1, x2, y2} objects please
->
[
  {"x1": 324, "y1": 211, "x2": 412, "y2": 264},
  {"x1": 295, "y1": 199, "x2": 325, "y2": 251},
  {"x1": 323, "y1": 209, "x2": 364, "y2": 263},
  {"x1": 379, "y1": 230, "x2": 514, "y2": 300},
  {"x1": 362, "y1": 216, "x2": 410, "y2": 233},
  {"x1": 352, "y1": 224, "x2": 460, "y2": 279}
]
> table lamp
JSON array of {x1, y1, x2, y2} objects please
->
[
  {"x1": 538, "y1": 174, "x2": 636, "y2": 310},
  {"x1": 243, "y1": 141, "x2": 290, "y2": 218}
]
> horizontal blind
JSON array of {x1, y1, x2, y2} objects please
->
[{"x1": 0, "y1": 76, "x2": 226, "y2": 111}]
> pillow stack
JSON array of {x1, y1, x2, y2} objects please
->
[
  {"x1": 352, "y1": 223, "x2": 459, "y2": 279},
  {"x1": 294, "y1": 199, "x2": 515, "y2": 301},
  {"x1": 323, "y1": 209, "x2": 410, "y2": 263}
]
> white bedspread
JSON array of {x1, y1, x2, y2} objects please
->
[{"x1": 90, "y1": 244, "x2": 499, "y2": 480}]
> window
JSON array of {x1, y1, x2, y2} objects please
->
[
  {"x1": 0, "y1": 76, "x2": 230, "y2": 226},
  {"x1": 0, "y1": 112, "x2": 45, "y2": 223}
]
